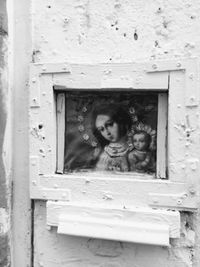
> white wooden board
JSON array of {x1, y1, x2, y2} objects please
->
[{"x1": 47, "y1": 201, "x2": 180, "y2": 246}]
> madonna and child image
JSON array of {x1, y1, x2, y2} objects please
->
[
  {"x1": 91, "y1": 104, "x2": 154, "y2": 173},
  {"x1": 64, "y1": 92, "x2": 157, "y2": 175}
]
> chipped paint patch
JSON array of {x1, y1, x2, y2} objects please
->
[
  {"x1": 87, "y1": 239, "x2": 123, "y2": 257},
  {"x1": 0, "y1": 235, "x2": 10, "y2": 267},
  {"x1": 0, "y1": 208, "x2": 9, "y2": 235}
]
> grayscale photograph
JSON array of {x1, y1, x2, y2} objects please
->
[{"x1": 64, "y1": 92, "x2": 157, "y2": 174}]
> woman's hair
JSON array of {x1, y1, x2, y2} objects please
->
[{"x1": 91, "y1": 103, "x2": 132, "y2": 147}]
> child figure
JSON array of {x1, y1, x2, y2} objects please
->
[{"x1": 128, "y1": 130, "x2": 151, "y2": 172}]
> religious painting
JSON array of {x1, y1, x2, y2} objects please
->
[{"x1": 63, "y1": 91, "x2": 158, "y2": 175}]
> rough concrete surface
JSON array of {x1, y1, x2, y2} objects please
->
[{"x1": 0, "y1": 0, "x2": 10, "y2": 266}]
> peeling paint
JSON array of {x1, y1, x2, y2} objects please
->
[
  {"x1": 0, "y1": 208, "x2": 9, "y2": 235},
  {"x1": 102, "y1": 192, "x2": 113, "y2": 201},
  {"x1": 87, "y1": 239, "x2": 123, "y2": 257},
  {"x1": 31, "y1": 124, "x2": 46, "y2": 141}
]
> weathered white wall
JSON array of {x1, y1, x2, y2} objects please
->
[
  {"x1": 32, "y1": 0, "x2": 200, "y2": 63},
  {"x1": 30, "y1": 1, "x2": 200, "y2": 267}
]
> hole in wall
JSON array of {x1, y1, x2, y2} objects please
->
[
  {"x1": 185, "y1": 222, "x2": 190, "y2": 229},
  {"x1": 190, "y1": 15, "x2": 195, "y2": 19},
  {"x1": 186, "y1": 132, "x2": 190, "y2": 138},
  {"x1": 163, "y1": 21, "x2": 168, "y2": 29},
  {"x1": 134, "y1": 31, "x2": 138, "y2": 40},
  {"x1": 111, "y1": 21, "x2": 118, "y2": 28},
  {"x1": 157, "y1": 7, "x2": 162, "y2": 13},
  {"x1": 154, "y1": 40, "x2": 159, "y2": 47}
]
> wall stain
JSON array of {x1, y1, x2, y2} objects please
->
[{"x1": 87, "y1": 239, "x2": 123, "y2": 257}]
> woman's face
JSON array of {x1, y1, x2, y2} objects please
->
[{"x1": 95, "y1": 114, "x2": 120, "y2": 143}]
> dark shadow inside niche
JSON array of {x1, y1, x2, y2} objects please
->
[{"x1": 63, "y1": 91, "x2": 158, "y2": 175}]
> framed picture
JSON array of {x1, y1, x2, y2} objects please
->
[
  {"x1": 60, "y1": 91, "x2": 159, "y2": 176},
  {"x1": 29, "y1": 60, "x2": 199, "y2": 246}
]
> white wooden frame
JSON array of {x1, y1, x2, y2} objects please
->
[
  {"x1": 29, "y1": 59, "x2": 199, "y2": 246},
  {"x1": 56, "y1": 90, "x2": 167, "y2": 178}
]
